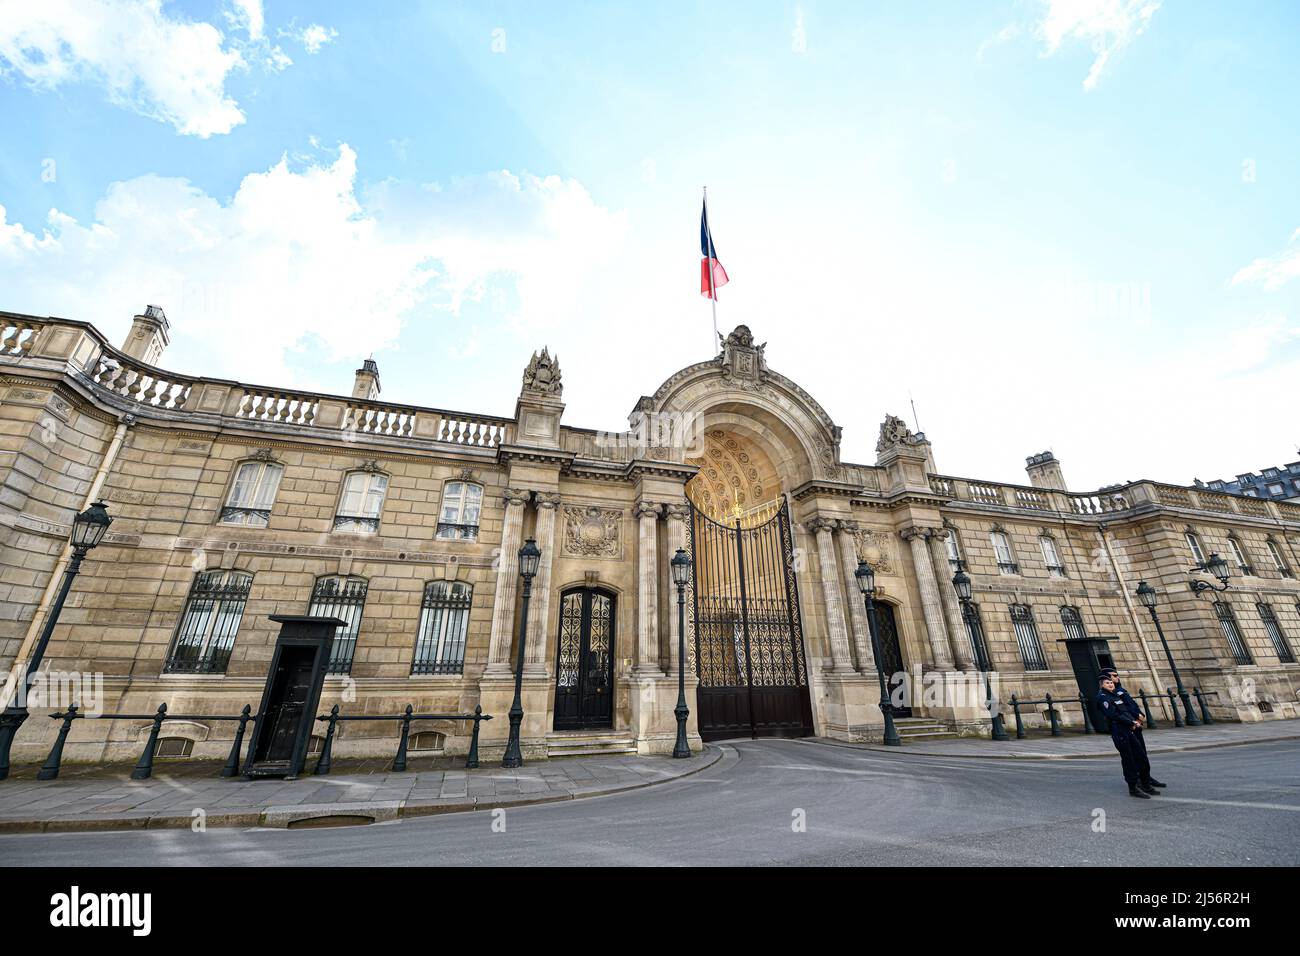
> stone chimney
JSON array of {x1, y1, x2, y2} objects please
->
[
  {"x1": 120, "y1": 304, "x2": 170, "y2": 365},
  {"x1": 1026, "y1": 451, "x2": 1067, "y2": 491},
  {"x1": 352, "y1": 358, "x2": 381, "y2": 400}
]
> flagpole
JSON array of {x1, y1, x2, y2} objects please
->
[{"x1": 705, "y1": 186, "x2": 719, "y2": 354}]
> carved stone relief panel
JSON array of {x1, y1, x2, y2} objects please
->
[{"x1": 562, "y1": 506, "x2": 624, "y2": 559}]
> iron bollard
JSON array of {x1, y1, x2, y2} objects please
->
[
  {"x1": 1166, "y1": 687, "x2": 1184, "y2": 728},
  {"x1": 315, "y1": 705, "x2": 339, "y2": 775},
  {"x1": 1194, "y1": 687, "x2": 1214, "y2": 724},
  {"x1": 1138, "y1": 689, "x2": 1157, "y2": 730},
  {"x1": 221, "y1": 705, "x2": 254, "y2": 778},
  {"x1": 1078, "y1": 693, "x2": 1093, "y2": 734},
  {"x1": 392, "y1": 703, "x2": 413, "y2": 772},
  {"x1": 466, "y1": 705, "x2": 488, "y2": 770},
  {"x1": 131, "y1": 703, "x2": 167, "y2": 780},
  {"x1": 1046, "y1": 693, "x2": 1062, "y2": 736},
  {"x1": 37, "y1": 705, "x2": 79, "y2": 781},
  {"x1": 1010, "y1": 694, "x2": 1026, "y2": 739}
]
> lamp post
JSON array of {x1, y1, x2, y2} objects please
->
[
  {"x1": 855, "y1": 560, "x2": 901, "y2": 747},
  {"x1": 1136, "y1": 580, "x2": 1201, "y2": 727},
  {"x1": 670, "y1": 548, "x2": 692, "y2": 758},
  {"x1": 501, "y1": 538, "x2": 542, "y2": 769},
  {"x1": 0, "y1": 501, "x2": 113, "y2": 780},
  {"x1": 950, "y1": 561, "x2": 1008, "y2": 741},
  {"x1": 1188, "y1": 553, "x2": 1232, "y2": 595}
]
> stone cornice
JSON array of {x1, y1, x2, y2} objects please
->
[
  {"x1": 495, "y1": 444, "x2": 575, "y2": 467},
  {"x1": 789, "y1": 478, "x2": 867, "y2": 501},
  {"x1": 623, "y1": 459, "x2": 698, "y2": 482}
]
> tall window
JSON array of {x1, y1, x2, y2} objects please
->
[
  {"x1": 991, "y1": 531, "x2": 1018, "y2": 575},
  {"x1": 333, "y1": 471, "x2": 388, "y2": 534},
  {"x1": 1257, "y1": 604, "x2": 1295, "y2": 664},
  {"x1": 1060, "y1": 606, "x2": 1087, "y2": 641},
  {"x1": 1039, "y1": 534, "x2": 1065, "y2": 577},
  {"x1": 1185, "y1": 530, "x2": 1207, "y2": 567},
  {"x1": 308, "y1": 576, "x2": 369, "y2": 674},
  {"x1": 412, "y1": 581, "x2": 473, "y2": 674},
  {"x1": 1009, "y1": 604, "x2": 1048, "y2": 671},
  {"x1": 436, "y1": 481, "x2": 483, "y2": 540},
  {"x1": 220, "y1": 460, "x2": 283, "y2": 527},
  {"x1": 1266, "y1": 539, "x2": 1292, "y2": 578},
  {"x1": 1227, "y1": 536, "x2": 1252, "y2": 576},
  {"x1": 961, "y1": 601, "x2": 988, "y2": 668},
  {"x1": 165, "y1": 570, "x2": 252, "y2": 673},
  {"x1": 1213, "y1": 601, "x2": 1252, "y2": 665},
  {"x1": 944, "y1": 531, "x2": 962, "y2": 571}
]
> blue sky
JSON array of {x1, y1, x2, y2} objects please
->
[{"x1": 1, "y1": 1, "x2": 1297, "y2": 490}]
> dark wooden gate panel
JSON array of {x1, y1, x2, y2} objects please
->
[
  {"x1": 553, "y1": 588, "x2": 615, "y2": 730},
  {"x1": 689, "y1": 500, "x2": 813, "y2": 741},
  {"x1": 872, "y1": 603, "x2": 912, "y2": 717}
]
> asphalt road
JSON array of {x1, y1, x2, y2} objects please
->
[{"x1": 3, "y1": 738, "x2": 1298, "y2": 866}]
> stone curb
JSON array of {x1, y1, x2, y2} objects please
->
[
  {"x1": 803, "y1": 732, "x2": 1300, "y2": 761},
  {"x1": 0, "y1": 746, "x2": 723, "y2": 835}
]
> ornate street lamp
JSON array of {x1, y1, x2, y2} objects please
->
[
  {"x1": 1189, "y1": 553, "x2": 1232, "y2": 594},
  {"x1": 502, "y1": 538, "x2": 542, "y2": 769},
  {"x1": 670, "y1": 548, "x2": 693, "y2": 758},
  {"x1": 0, "y1": 502, "x2": 113, "y2": 780},
  {"x1": 1136, "y1": 580, "x2": 1201, "y2": 726},
  {"x1": 855, "y1": 560, "x2": 901, "y2": 747},
  {"x1": 951, "y1": 562, "x2": 1008, "y2": 741}
]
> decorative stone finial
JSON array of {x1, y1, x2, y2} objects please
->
[
  {"x1": 875, "y1": 414, "x2": 923, "y2": 453},
  {"x1": 522, "y1": 347, "x2": 563, "y2": 395}
]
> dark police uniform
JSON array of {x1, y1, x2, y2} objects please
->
[{"x1": 1096, "y1": 684, "x2": 1151, "y2": 789}]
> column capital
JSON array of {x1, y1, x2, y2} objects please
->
[
  {"x1": 899, "y1": 525, "x2": 927, "y2": 543},
  {"x1": 535, "y1": 491, "x2": 562, "y2": 510},
  {"x1": 634, "y1": 501, "x2": 663, "y2": 519},
  {"x1": 504, "y1": 487, "x2": 531, "y2": 508},
  {"x1": 836, "y1": 518, "x2": 860, "y2": 533},
  {"x1": 663, "y1": 502, "x2": 691, "y2": 521},
  {"x1": 807, "y1": 515, "x2": 838, "y2": 535}
]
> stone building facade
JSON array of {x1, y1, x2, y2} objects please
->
[{"x1": 1, "y1": 308, "x2": 1299, "y2": 766}]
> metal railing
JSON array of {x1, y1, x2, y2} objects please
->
[
  {"x1": 313, "y1": 704, "x2": 492, "y2": 774},
  {"x1": 1005, "y1": 687, "x2": 1215, "y2": 740}
]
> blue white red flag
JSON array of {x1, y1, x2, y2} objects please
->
[{"x1": 700, "y1": 198, "x2": 729, "y2": 298}]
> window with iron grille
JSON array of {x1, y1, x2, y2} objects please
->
[
  {"x1": 944, "y1": 530, "x2": 962, "y2": 571},
  {"x1": 1213, "y1": 601, "x2": 1253, "y2": 665},
  {"x1": 1009, "y1": 604, "x2": 1048, "y2": 671},
  {"x1": 1039, "y1": 535, "x2": 1066, "y2": 577},
  {"x1": 1227, "y1": 536, "x2": 1253, "y2": 576},
  {"x1": 991, "y1": 531, "x2": 1018, "y2": 574},
  {"x1": 435, "y1": 481, "x2": 483, "y2": 540},
  {"x1": 333, "y1": 471, "x2": 388, "y2": 534},
  {"x1": 165, "y1": 570, "x2": 252, "y2": 673},
  {"x1": 961, "y1": 601, "x2": 988, "y2": 669},
  {"x1": 1185, "y1": 530, "x2": 1207, "y2": 567},
  {"x1": 1266, "y1": 539, "x2": 1291, "y2": 578},
  {"x1": 1060, "y1": 606, "x2": 1087, "y2": 641},
  {"x1": 220, "y1": 461, "x2": 282, "y2": 528},
  {"x1": 308, "y1": 576, "x2": 369, "y2": 674},
  {"x1": 1256, "y1": 603, "x2": 1295, "y2": 664},
  {"x1": 412, "y1": 580, "x2": 472, "y2": 674}
]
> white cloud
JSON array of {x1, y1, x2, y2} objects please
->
[
  {"x1": 1232, "y1": 228, "x2": 1300, "y2": 291},
  {"x1": 297, "y1": 24, "x2": 338, "y2": 54},
  {"x1": 227, "y1": 0, "x2": 264, "y2": 41},
  {"x1": 1033, "y1": 0, "x2": 1161, "y2": 89},
  {"x1": 0, "y1": 0, "x2": 248, "y2": 136}
]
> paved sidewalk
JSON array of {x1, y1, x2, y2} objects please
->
[
  {"x1": 0, "y1": 747, "x2": 722, "y2": 834},
  {"x1": 817, "y1": 718, "x2": 1300, "y2": 759}
]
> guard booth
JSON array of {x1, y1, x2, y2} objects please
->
[
  {"x1": 1062, "y1": 636, "x2": 1117, "y2": 730},
  {"x1": 243, "y1": 615, "x2": 344, "y2": 779}
]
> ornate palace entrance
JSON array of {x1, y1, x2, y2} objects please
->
[
  {"x1": 553, "y1": 587, "x2": 616, "y2": 730},
  {"x1": 687, "y1": 499, "x2": 813, "y2": 740}
]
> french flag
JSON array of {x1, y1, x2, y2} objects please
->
[{"x1": 700, "y1": 198, "x2": 729, "y2": 299}]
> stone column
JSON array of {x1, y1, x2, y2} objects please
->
[
  {"x1": 836, "y1": 520, "x2": 875, "y2": 673},
  {"x1": 810, "y1": 516, "x2": 854, "y2": 673},
  {"x1": 485, "y1": 487, "x2": 531, "y2": 674},
  {"x1": 901, "y1": 527, "x2": 955, "y2": 670},
  {"x1": 664, "y1": 503, "x2": 691, "y2": 675},
  {"x1": 525, "y1": 492, "x2": 561, "y2": 672},
  {"x1": 634, "y1": 501, "x2": 664, "y2": 676},
  {"x1": 929, "y1": 528, "x2": 977, "y2": 670}
]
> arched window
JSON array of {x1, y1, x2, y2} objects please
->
[
  {"x1": 436, "y1": 481, "x2": 483, "y2": 540},
  {"x1": 944, "y1": 529, "x2": 963, "y2": 571},
  {"x1": 308, "y1": 575, "x2": 369, "y2": 674},
  {"x1": 1266, "y1": 538, "x2": 1291, "y2": 578},
  {"x1": 990, "y1": 530, "x2": 1018, "y2": 575},
  {"x1": 1060, "y1": 606, "x2": 1087, "y2": 641},
  {"x1": 1039, "y1": 534, "x2": 1065, "y2": 577},
  {"x1": 1185, "y1": 530, "x2": 1207, "y2": 567},
  {"x1": 334, "y1": 470, "x2": 389, "y2": 534},
  {"x1": 1008, "y1": 604, "x2": 1048, "y2": 671},
  {"x1": 412, "y1": 581, "x2": 472, "y2": 674},
  {"x1": 221, "y1": 460, "x2": 283, "y2": 527},
  {"x1": 1227, "y1": 535, "x2": 1252, "y2": 576},
  {"x1": 165, "y1": 570, "x2": 253, "y2": 674}
]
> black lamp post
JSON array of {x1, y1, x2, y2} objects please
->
[
  {"x1": 1188, "y1": 553, "x2": 1232, "y2": 595},
  {"x1": 855, "y1": 560, "x2": 901, "y2": 747},
  {"x1": 501, "y1": 537, "x2": 541, "y2": 769},
  {"x1": 670, "y1": 548, "x2": 692, "y2": 758},
  {"x1": 951, "y1": 561, "x2": 1009, "y2": 741},
  {"x1": 1136, "y1": 580, "x2": 1201, "y2": 727},
  {"x1": 0, "y1": 501, "x2": 112, "y2": 780}
]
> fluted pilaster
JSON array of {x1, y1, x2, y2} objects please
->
[
  {"x1": 525, "y1": 492, "x2": 562, "y2": 671},
  {"x1": 901, "y1": 526, "x2": 955, "y2": 670},
  {"x1": 836, "y1": 520, "x2": 876, "y2": 673},
  {"x1": 634, "y1": 501, "x2": 664, "y2": 675},
  {"x1": 810, "y1": 516, "x2": 854, "y2": 673},
  {"x1": 485, "y1": 488, "x2": 530, "y2": 674}
]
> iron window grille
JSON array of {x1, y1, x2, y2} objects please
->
[
  {"x1": 961, "y1": 601, "x2": 990, "y2": 669},
  {"x1": 1257, "y1": 604, "x2": 1295, "y2": 664},
  {"x1": 165, "y1": 570, "x2": 253, "y2": 674},
  {"x1": 1213, "y1": 601, "x2": 1253, "y2": 665},
  {"x1": 412, "y1": 581, "x2": 472, "y2": 674},
  {"x1": 1060, "y1": 606, "x2": 1087, "y2": 642},
  {"x1": 220, "y1": 460, "x2": 283, "y2": 528},
  {"x1": 435, "y1": 481, "x2": 483, "y2": 541},
  {"x1": 333, "y1": 471, "x2": 388, "y2": 534},
  {"x1": 308, "y1": 576, "x2": 369, "y2": 674},
  {"x1": 1009, "y1": 604, "x2": 1049, "y2": 671}
]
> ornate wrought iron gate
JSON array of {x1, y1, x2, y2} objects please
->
[{"x1": 688, "y1": 499, "x2": 813, "y2": 740}]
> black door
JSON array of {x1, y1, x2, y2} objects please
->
[
  {"x1": 1065, "y1": 638, "x2": 1113, "y2": 730},
  {"x1": 872, "y1": 603, "x2": 912, "y2": 717},
  {"x1": 256, "y1": 646, "x2": 317, "y2": 763},
  {"x1": 553, "y1": 588, "x2": 615, "y2": 730}
]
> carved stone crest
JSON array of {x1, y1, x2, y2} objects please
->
[
  {"x1": 522, "y1": 347, "x2": 563, "y2": 395},
  {"x1": 563, "y1": 506, "x2": 622, "y2": 558},
  {"x1": 875, "y1": 414, "x2": 923, "y2": 453},
  {"x1": 852, "y1": 526, "x2": 897, "y2": 575}
]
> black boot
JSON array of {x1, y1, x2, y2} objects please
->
[
  {"x1": 1128, "y1": 786, "x2": 1150, "y2": 799},
  {"x1": 1145, "y1": 778, "x2": 1167, "y2": 788},
  {"x1": 1139, "y1": 783, "x2": 1160, "y2": 795}
]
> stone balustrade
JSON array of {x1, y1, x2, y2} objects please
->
[{"x1": 1, "y1": 315, "x2": 43, "y2": 357}]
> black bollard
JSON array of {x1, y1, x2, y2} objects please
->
[
  {"x1": 221, "y1": 705, "x2": 253, "y2": 778},
  {"x1": 392, "y1": 703, "x2": 413, "y2": 772},
  {"x1": 1078, "y1": 693, "x2": 1093, "y2": 734},
  {"x1": 1166, "y1": 687, "x2": 1184, "y2": 728},
  {"x1": 37, "y1": 705, "x2": 79, "y2": 781},
  {"x1": 1046, "y1": 693, "x2": 1062, "y2": 736},
  {"x1": 1139, "y1": 689, "x2": 1157, "y2": 730},
  {"x1": 1011, "y1": 694, "x2": 1026, "y2": 739},
  {"x1": 315, "y1": 705, "x2": 339, "y2": 775},
  {"x1": 1194, "y1": 687, "x2": 1214, "y2": 724},
  {"x1": 131, "y1": 703, "x2": 167, "y2": 780},
  {"x1": 466, "y1": 705, "x2": 488, "y2": 770}
]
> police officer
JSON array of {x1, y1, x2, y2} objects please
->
[{"x1": 1097, "y1": 672, "x2": 1166, "y2": 797}]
